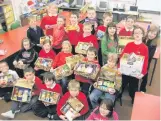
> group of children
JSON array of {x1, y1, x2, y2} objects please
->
[{"x1": 0, "y1": 2, "x2": 160, "y2": 120}]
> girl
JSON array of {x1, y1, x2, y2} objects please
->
[
  {"x1": 101, "y1": 22, "x2": 119, "y2": 65},
  {"x1": 86, "y1": 99, "x2": 119, "y2": 120},
  {"x1": 13, "y1": 38, "x2": 37, "y2": 77},
  {"x1": 140, "y1": 24, "x2": 160, "y2": 92},
  {"x1": 75, "y1": 47, "x2": 100, "y2": 96},
  {"x1": 118, "y1": 26, "x2": 148, "y2": 104},
  {"x1": 32, "y1": 72, "x2": 62, "y2": 120},
  {"x1": 51, "y1": 40, "x2": 73, "y2": 94}
]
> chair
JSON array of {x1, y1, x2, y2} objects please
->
[{"x1": 10, "y1": 21, "x2": 21, "y2": 30}]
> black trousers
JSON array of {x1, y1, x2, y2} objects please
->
[
  {"x1": 140, "y1": 73, "x2": 148, "y2": 92},
  {"x1": 53, "y1": 113, "x2": 86, "y2": 120},
  {"x1": 121, "y1": 75, "x2": 139, "y2": 101}
]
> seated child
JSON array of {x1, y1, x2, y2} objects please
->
[
  {"x1": 77, "y1": 22, "x2": 98, "y2": 49},
  {"x1": 86, "y1": 99, "x2": 119, "y2": 120},
  {"x1": 1, "y1": 67, "x2": 43, "y2": 119},
  {"x1": 119, "y1": 16, "x2": 135, "y2": 36},
  {"x1": 32, "y1": 72, "x2": 62, "y2": 120},
  {"x1": 53, "y1": 79, "x2": 89, "y2": 120},
  {"x1": 75, "y1": 47, "x2": 100, "y2": 96},
  {"x1": 27, "y1": 15, "x2": 45, "y2": 53},
  {"x1": 0, "y1": 61, "x2": 19, "y2": 101},
  {"x1": 89, "y1": 53, "x2": 121, "y2": 109}
]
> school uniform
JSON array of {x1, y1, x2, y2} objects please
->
[{"x1": 119, "y1": 27, "x2": 133, "y2": 36}]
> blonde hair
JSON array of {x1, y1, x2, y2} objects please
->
[
  {"x1": 68, "y1": 80, "x2": 80, "y2": 90},
  {"x1": 83, "y1": 22, "x2": 92, "y2": 29},
  {"x1": 47, "y1": 3, "x2": 58, "y2": 10},
  {"x1": 103, "y1": 12, "x2": 113, "y2": 19},
  {"x1": 28, "y1": 16, "x2": 37, "y2": 23},
  {"x1": 107, "y1": 53, "x2": 118, "y2": 63},
  {"x1": 87, "y1": 7, "x2": 96, "y2": 12},
  {"x1": 62, "y1": 40, "x2": 72, "y2": 53}
]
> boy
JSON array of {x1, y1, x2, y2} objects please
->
[
  {"x1": 0, "y1": 61, "x2": 19, "y2": 101},
  {"x1": 89, "y1": 53, "x2": 122, "y2": 109},
  {"x1": 1, "y1": 67, "x2": 43, "y2": 119},
  {"x1": 27, "y1": 16, "x2": 45, "y2": 52},
  {"x1": 77, "y1": 22, "x2": 98, "y2": 49},
  {"x1": 119, "y1": 16, "x2": 136, "y2": 36},
  {"x1": 40, "y1": 3, "x2": 58, "y2": 36},
  {"x1": 53, "y1": 80, "x2": 89, "y2": 120},
  {"x1": 32, "y1": 72, "x2": 62, "y2": 119}
]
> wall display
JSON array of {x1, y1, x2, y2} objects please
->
[{"x1": 75, "y1": 42, "x2": 93, "y2": 55}]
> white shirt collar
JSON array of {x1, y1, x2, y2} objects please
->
[
  {"x1": 125, "y1": 27, "x2": 134, "y2": 32},
  {"x1": 46, "y1": 83, "x2": 56, "y2": 89}
]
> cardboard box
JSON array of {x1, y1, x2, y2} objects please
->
[
  {"x1": 35, "y1": 57, "x2": 53, "y2": 71},
  {"x1": 75, "y1": 42, "x2": 93, "y2": 55},
  {"x1": 39, "y1": 89, "x2": 60, "y2": 104},
  {"x1": 0, "y1": 74, "x2": 15, "y2": 87},
  {"x1": 11, "y1": 79, "x2": 33, "y2": 103}
]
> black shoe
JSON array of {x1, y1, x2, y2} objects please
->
[
  {"x1": 140, "y1": 88, "x2": 146, "y2": 92},
  {"x1": 131, "y1": 99, "x2": 134, "y2": 104}
]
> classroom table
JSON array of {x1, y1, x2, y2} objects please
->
[{"x1": 131, "y1": 92, "x2": 160, "y2": 120}]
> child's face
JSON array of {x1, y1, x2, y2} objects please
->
[
  {"x1": 44, "y1": 79, "x2": 54, "y2": 87},
  {"x1": 107, "y1": 60, "x2": 116, "y2": 68},
  {"x1": 83, "y1": 25, "x2": 92, "y2": 34},
  {"x1": 87, "y1": 51, "x2": 96, "y2": 61},
  {"x1": 108, "y1": 27, "x2": 116, "y2": 36},
  {"x1": 126, "y1": 18, "x2": 135, "y2": 29},
  {"x1": 99, "y1": 103, "x2": 110, "y2": 117},
  {"x1": 148, "y1": 31, "x2": 157, "y2": 40},
  {"x1": 87, "y1": 10, "x2": 96, "y2": 19},
  {"x1": 23, "y1": 41, "x2": 30, "y2": 50},
  {"x1": 103, "y1": 16, "x2": 113, "y2": 27},
  {"x1": 0, "y1": 63, "x2": 9, "y2": 73},
  {"x1": 48, "y1": 5, "x2": 58, "y2": 15},
  {"x1": 133, "y1": 29, "x2": 143, "y2": 41},
  {"x1": 43, "y1": 43, "x2": 51, "y2": 52},
  {"x1": 24, "y1": 72, "x2": 35, "y2": 81},
  {"x1": 69, "y1": 89, "x2": 79, "y2": 97},
  {"x1": 29, "y1": 19, "x2": 36, "y2": 28},
  {"x1": 62, "y1": 44, "x2": 70, "y2": 53},
  {"x1": 57, "y1": 18, "x2": 65, "y2": 26},
  {"x1": 70, "y1": 14, "x2": 78, "y2": 24}
]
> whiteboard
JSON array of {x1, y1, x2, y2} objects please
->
[{"x1": 137, "y1": 0, "x2": 161, "y2": 12}]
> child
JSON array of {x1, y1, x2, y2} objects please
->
[
  {"x1": 51, "y1": 41, "x2": 73, "y2": 94},
  {"x1": 89, "y1": 53, "x2": 121, "y2": 109},
  {"x1": 27, "y1": 15, "x2": 45, "y2": 53},
  {"x1": 65, "y1": 12, "x2": 83, "y2": 53},
  {"x1": 0, "y1": 61, "x2": 19, "y2": 101},
  {"x1": 96, "y1": 12, "x2": 113, "y2": 66},
  {"x1": 53, "y1": 79, "x2": 89, "y2": 120},
  {"x1": 52, "y1": 15, "x2": 66, "y2": 54},
  {"x1": 140, "y1": 24, "x2": 160, "y2": 92},
  {"x1": 1, "y1": 67, "x2": 43, "y2": 119},
  {"x1": 101, "y1": 22, "x2": 119, "y2": 65},
  {"x1": 75, "y1": 47, "x2": 100, "y2": 96},
  {"x1": 118, "y1": 26, "x2": 148, "y2": 104},
  {"x1": 86, "y1": 99, "x2": 119, "y2": 120},
  {"x1": 119, "y1": 16, "x2": 136, "y2": 36},
  {"x1": 40, "y1": 3, "x2": 58, "y2": 36},
  {"x1": 80, "y1": 7, "x2": 99, "y2": 35},
  {"x1": 32, "y1": 72, "x2": 62, "y2": 119},
  {"x1": 13, "y1": 38, "x2": 37, "y2": 77},
  {"x1": 77, "y1": 22, "x2": 98, "y2": 49}
]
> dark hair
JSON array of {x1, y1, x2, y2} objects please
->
[
  {"x1": 70, "y1": 12, "x2": 79, "y2": 18},
  {"x1": 87, "y1": 47, "x2": 98, "y2": 59},
  {"x1": 132, "y1": 25, "x2": 145, "y2": 38},
  {"x1": 126, "y1": 15, "x2": 136, "y2": 22},
  {"x1": 42, "y1": 72, "x2": 55, "y2": 82},
  {"x1": 23, "y1": 67, "x2": 35, "y2": 74},
  {"x1": 42, "y1": 39, "x2": 52, "y2": 45},
  {"x1": 58, "y1": 15, "x2": 66, "y2": 21},
  {"x1": 21, "y1": 38, "x2": 32, "y2": 49},
  {"x1": 0, "y1": 60, "x2": 8, "y2": 66}
]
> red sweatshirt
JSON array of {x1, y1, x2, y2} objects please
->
[
  {"x1": 77, "y1": 34, "x2": 99, "y2": 49},
  {"x1": 67, "y1": 23, "x2": 83, "y2": 46},
  {"x1": 118, "y1": 42, "x2": 148, "y2": 75},
  {"x1": 52, "y1": 51, "x2": 73, "y2": 68},
  {"x1": 56, "y1": 91, "x2": 89, "y2": 116},
  {"x1": 40, "y1": 15, "x2": 58, "y2": 36},
  {"x1": 39, "y1": 49, "x2": 56, "y2": 61},
  {"x1": 75, "y1": 58, "x2": 100, "y2": 83},
  {"x1": 119, "y1": 27, "x2": 133, "y2": 36},
  {"x1": 52, "y1": 25, "x2": 66, "y2": 49},
  {"x1": 32, "y1": 76, "x2": 43, "y2": 95},
  {"x1": 97, "y1": 25, "x2": 106, "y2": 33}
]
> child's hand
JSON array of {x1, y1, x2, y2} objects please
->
[
  {"x1": 32, "y1": 92, "x2": 35, "y2": 96},
  {"x1": 13, "y1": 61, "x2": 18, "y2": 66},
  {"x1": 71, "y1": 113, "x2": 80, "y2": 119},
  {"x1": 34, "y1": 67, "x2": 39, "y2": 71},
  {"x1": 50, "y1": 67, "x2": 54, "y2": 72},
  {"x1": 94, "y1": 22, "x2": 98, "y2": 29},
  {"x1": 64, "y1": 27, "x2": 68, "y2": 33},
  {"x1": 117, "y1": 68, "x2": 121, "y2": 75},
  {"x1": 137, "y1": 74, "x2": 144, "y2": 79},
  {"x1": 59, "y1": 115, "x2": 67, "y2": 121}
]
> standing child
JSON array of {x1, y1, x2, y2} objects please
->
[
  {"x1": 27, "y1": 16, "x2": 45, "y2": 53},
  {"x1": 118, "y1": 26, "x2": 148, "y2": 104},
  {"x1": 77, "y1": 22, "x2": 98, "y2": 49},
  {"x1": 1, "y1": 67, "x2": 43, "y2": 119},
  {"x1": 51, "y1": 41, "x2": 73, "y2": 94},
  {"x1": 75, "y1": 47, "x2": 100, "y2": 96},
  {"x1": 101, "y1": 22, "x2": 118, "y2": 65},
  {"x1": 86, "y1": 99, "x2": 119, "y2": 120},
  {"x1": 32, "y1": 72, "x2": 62, "y2": 120},
  {"x1": 52, "y1": 15, "x2": 66, "y2": 54},
  {"x1": 0, "y1": 61, "x2": 19, "y2": 101},
  {"x1": 53, "y1": 80, "x2": 89, "y2": 120},
  {"x1": 40, "y1": 3, "x2": 58, "y2": 36},
  {"x1": 89, "y1": 53, "x2": 121, "y2": 109},
  {"x1": 119, "y1": 16, "x2": 135, "y2": 36}
]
